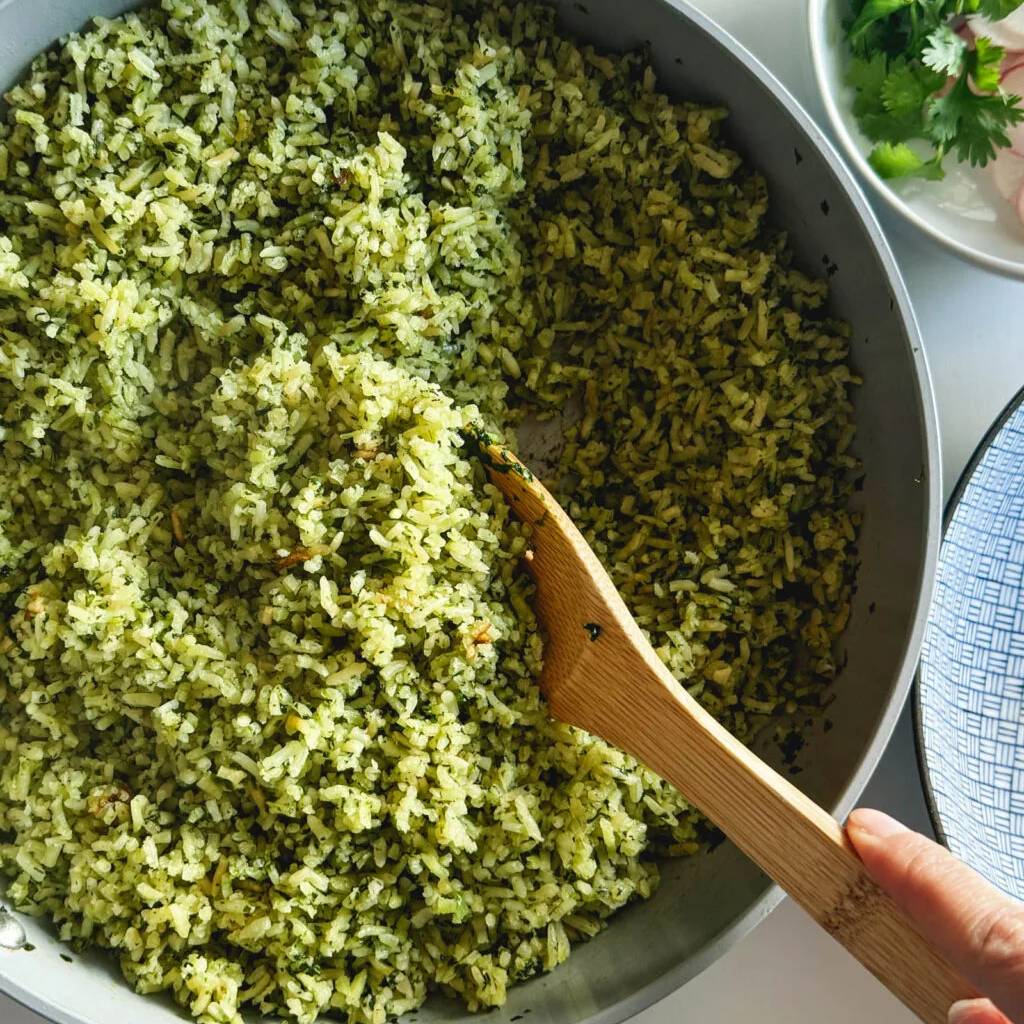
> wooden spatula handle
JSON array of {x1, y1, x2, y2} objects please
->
[
  {"x1": 569, "y1": 659, "x2": 975, "y2": 1024},
  {"x1": 479, "y1": 443, "x2": 973, "y2": 1022}
]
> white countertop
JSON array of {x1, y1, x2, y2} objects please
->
[{"x1": 3, "y1": 1, "x2": 1022, "y2": 1023}]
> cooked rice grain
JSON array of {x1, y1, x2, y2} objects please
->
[{"x1": 0, "y1": 1, "x2": 859, "y2": 1022}]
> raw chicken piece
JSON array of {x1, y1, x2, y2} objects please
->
[
  {"x1": 991, "y1": 146, "x2": 1024, "y2": 200},
  {"x1": 955, "y1": 15, "x2": 1024, "y2": 225},
  {"x1": 987, "y1": 64, "x2": 1024, "y2": 223},
  {"x1": 999, "y1": 66, "x2": 1024, "y2": 154},
  {"x1": 968, "y1": 9, "x2": 1024, "y2": 50}
]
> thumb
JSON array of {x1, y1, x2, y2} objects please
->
[
  {"x1": 949, "y1": 999, "x2": 1014, "y2": 1024},
  {"x1": 847, "y1": 808, "x2": 1024, "y2": 1024}
]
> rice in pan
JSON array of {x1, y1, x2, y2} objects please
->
[{"x1": 0, "y1": 1, "x2": 858, "y2": 1021}]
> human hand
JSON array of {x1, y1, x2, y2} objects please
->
[{"x1": 847, "y1": 809, "x2": 1024, "y2": 1024}]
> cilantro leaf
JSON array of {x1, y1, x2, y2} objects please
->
[
  {"x1": 925, "y1": 90, "x2": 963, "y2": 146},
  {"x1": 847, "y1": 55, "x2": 910, "y2": 141},
  {"x1": 953, "y1": 97, "x2": 1024, "y2": 165},
  {"x1": 977, "y1": 0, "x2": 1024, "y2": 19},
  {"x1": 882, "y1": 58, "x2": 945, "y2": 118},
  {"x1": 907, "y1": 0, "x2": 962, "y2": 51},
  {"x1": 970, "y1": 35, "x2": 1005, "y2": 92},
  {"x1": 868, "y1": 141, "x2": 946, "y2": 178},
  {"x1": 927, "y1": 78, "x2": 1024, "y2": 165},
  {"x1": 859, "y1": 111, "x2": 922, "y2": 141},
  {"x1": 921, "y1": 24, "x2": 967, "y2": 75},
  {"x1": 847, "y1": 52, "x2": 889, "y2": 117},
  {"x1": 868, "y1": 141, "x2": 924, "y2": 176},
  {"x1": 847, "y1": 51, "x2": 888, "y2": 97},
  {"x1": 845, "y1": 0, "x2": 1024, "y2": 179},
  {"x1": 848, "y1": 0, "x2": 915, "y2": 46},
  {"x1": 847, "y1": 54, "x2": 938, "y2": 142}
]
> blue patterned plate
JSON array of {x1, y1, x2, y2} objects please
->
[{"x1": 916, "y1": 388, "x2": 1024, "y2": 900}]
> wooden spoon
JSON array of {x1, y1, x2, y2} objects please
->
[{"x1": 477, "y1": 437, "x2": 973, "y2": 1024}]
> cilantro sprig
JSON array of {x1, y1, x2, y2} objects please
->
[{"x1": 844, "y1": 0, "x2": 1024, "y2": 180}]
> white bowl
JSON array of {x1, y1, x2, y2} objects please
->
[{"x1": 808, "y1": 0, "x2": 1024, "y2": 279}]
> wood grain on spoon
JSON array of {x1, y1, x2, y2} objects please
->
[{"x1": 476, "y1": 436, "x2": 973, "y2": 1024}]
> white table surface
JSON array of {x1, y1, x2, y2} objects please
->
[{"x1": 2, "y1": 1, "x2": 1022, "y2": 1023}]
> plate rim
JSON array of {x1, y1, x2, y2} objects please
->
[{"x1": 913, "y1": 382, "x2": 1024, "y2": 851}]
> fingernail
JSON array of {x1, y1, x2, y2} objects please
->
[
  {"x1": 847, "y1": 808, "x2": 909, "y2": 841},
  {"x1": 947, "y1": 998, "x2": 1006, "y2": 1024},
  {"x1": 949, "y1": 1000, "x2": 974, "y2": 1024}
]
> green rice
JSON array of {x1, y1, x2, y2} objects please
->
[{"x1": 0, "y1": 1, "x2": 860, "y2": 1022}]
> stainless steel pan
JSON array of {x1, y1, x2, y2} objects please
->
[{"x1": 0, "y1": 1, "x2": 940, "y2": 1022}]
